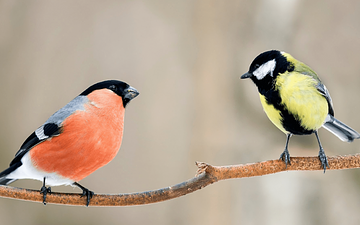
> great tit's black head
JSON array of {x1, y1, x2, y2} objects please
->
[
  {"x1": 80, "y1": 80, "x2": 139, "y2": 107},
  {"x1": 241, "y1": 50, "x2": 293, "y2": 89}
]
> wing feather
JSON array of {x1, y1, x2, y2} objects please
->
[{"x1": 10, "y1": 123, "x2": 62, "y2": 166}]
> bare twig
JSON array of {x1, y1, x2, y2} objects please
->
[{"x1": 1, "y1": 154, "x2": 360, "y2": 206}]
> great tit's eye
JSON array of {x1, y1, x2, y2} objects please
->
[{"x1": 255, "y1": 64, "x2": 260, "y2": 69}]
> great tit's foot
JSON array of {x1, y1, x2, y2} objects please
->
[
  {"x1": 74, "y1": 182, "x2": 94, "y2": 207},
  {"x1": 318, "y1": 147, "x2": 329, "y2": 173},
  {"x1": 40, "y1": 186, "x2": 51, "y2": 205},
  {"x1": 279, "y1": 149, "x2": 291, "y2": 168}
]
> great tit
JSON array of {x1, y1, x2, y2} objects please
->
[{"x1": 241, "y1": 50, "x2": 360, "y2": 171}]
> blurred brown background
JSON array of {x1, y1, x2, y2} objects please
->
[{"x1": 1, "y1": 0, "x2": 360, "y2": 224}]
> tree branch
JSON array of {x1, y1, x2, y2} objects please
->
[{"x1": 1, "y1": 154, "x2": 360, "y2": 206}]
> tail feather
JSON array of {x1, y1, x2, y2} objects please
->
[
  {"x1": 0, "y1": 178, "x2": 17, "y2": 185},
  {"x1": 322, "y1": 114, "x2": 360, "y2": 142},
  {"x1": 0, "y1": 162, "x2": 21, "y2": 185}
]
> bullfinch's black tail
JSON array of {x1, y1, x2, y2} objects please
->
[
  {"x1": 0, "y1": 162, "x2": 21, "y2": 185},
  {"x1": 322, "y1": 114, "x2": 360, "y2": 142},
  {"x1": 0, "y1": 178, "x2": 16, "y2": 185}
]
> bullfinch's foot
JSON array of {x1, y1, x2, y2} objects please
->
[
  {"x1": 81, "y1": 188, "x2": 94, "y2": 207},
  {"x1": 40, "y1": 186, "x2": 51, "y2": 205},
  {"x1": 74, "y1": 182, "x2": 94, "y2": 207}
]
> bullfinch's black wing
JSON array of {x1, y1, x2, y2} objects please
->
[
  {"x1": 10, "y1": 123, "x2": 62, "y2": 166},
  {"x1": 0, "y1": 123, "x2": 62, "y2": 185}
]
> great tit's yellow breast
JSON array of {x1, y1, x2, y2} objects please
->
[
  {"x1": 259, "y1": 94, "x2": 288, "y2": 134},
  {"x1": 275, "y1": 72, "x2": 328, "y2": 131}
]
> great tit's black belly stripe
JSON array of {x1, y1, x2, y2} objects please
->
[{"x1": 259, "y1": 87, "x2": 314, "y2": 135}]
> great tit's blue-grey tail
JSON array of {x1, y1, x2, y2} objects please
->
[{"x1": 322, "y1": 114, "x2": 360, "y2": 142}]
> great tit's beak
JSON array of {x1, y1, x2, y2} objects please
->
[
  {"x1": 124, "y1": 86, "x2": 139, "y2": 101},
  {"x1": 241, "y1": 72, "x2": 252, "y2": 79}
]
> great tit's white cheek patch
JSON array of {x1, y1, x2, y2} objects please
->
[{"x1": 253, "y1": 59, "x2": 276, "y2": 80}]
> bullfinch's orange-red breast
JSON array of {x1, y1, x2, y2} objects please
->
[{"x1": 0, "y1": 80, "x2": 139, "y2": 206}]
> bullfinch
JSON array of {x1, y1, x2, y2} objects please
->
[{"x1": 0, "y1": 80, "x2": 139, "y2": 206}]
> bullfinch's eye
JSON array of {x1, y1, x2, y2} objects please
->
[{"x1": 109, "y1": 85, "x2": 118, "y2": 92}]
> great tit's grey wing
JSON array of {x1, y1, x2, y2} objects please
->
[
  {"x1": 316, "y1": 83, "x2": 334, "y2": 116},
  {"x1": 294, "y1": 60, "x2": 322, "y2": 82},
  {"x1": 319, "y1": 82, "x2": 360, "y2": 142},
  {"x1": 295, "y1": 62, "x2": 334, "y2": 116}
]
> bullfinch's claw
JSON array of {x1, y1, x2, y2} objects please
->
[
  {"x1": 40, "y1": 178, "x2": 51, "y2": 205},
  {"x1": 74, "y1": 182, "x2": 94, "y2": 207}
]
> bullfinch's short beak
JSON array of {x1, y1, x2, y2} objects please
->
[{"x1": 124, "y1": 86, "x2": 139, "y2": 101}]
